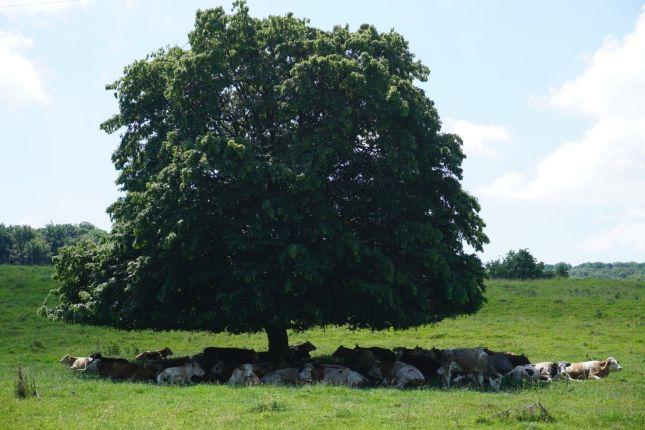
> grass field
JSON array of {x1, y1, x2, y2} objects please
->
[{"x1": 0, "y1": 265, "x2": 643, "y2": 429}]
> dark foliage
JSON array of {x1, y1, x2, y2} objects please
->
[{"x1": 45, "y1": 2, "x2": 488, "y2": 357}]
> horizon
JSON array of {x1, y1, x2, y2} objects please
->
[{"x1": 1, "y1": 0, "x2": 644, "y2": 265}]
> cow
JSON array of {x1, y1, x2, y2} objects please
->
[
  {"x1": 506, "y1": 364, "x2": 541, "y2": 382},
  {"x1": 157, "y1": 361, "x2": 205, "y2": 385},
  {"x1": 290, "y1": 341, "x2": 317, "y2": 362},
  {"x1": 433, "y1": 348, "x2": 500, "y2": 389},
  {"x1": 376, "y1": 361, "x2": 425, "y2": 388},
  {"x1": 89, "y1": 355, "x2": 154, "y2": 382},
  {"x1": 135, "y1": 347, "x2": 173, "y2": 361},
  {"x1": 260, "y1": 367, "x2": 302, "y2": 385},
  {"x1": 228, "y1": 364, "x2": 260, "y2": 386},
  {"x1": 393, "y1": 347, "x2": 442, "y2": 380},
  {"x1": 354, "y1": 344, "x2": 397, "y2": 362},
  {"x1": 143, "y1": 356, "x2": 191, "y2": 377},
  {"x1": 565, "y1": 357, "x2": 622, "y2": 380},
  {"x1": 202, "y1": 347, "x2": 260, "y2": 383},
  {"x1": 481, "y1": 348, "x2": 531, "y2": 374},
  {"x1": 331, "y1": 345, "x2": 380, "y2": 368},
  {"x1": 533, "y1": 361, "x2": 571, "y2": 381},
  {"x1": 59, "y1": 354, "x2": 93, "y2": 371},
  {"x1": 86, "y1": 353, "x2": 128, "y2": 372},
  {"x1": 299, "y1": 363, "x2": 368, "y2": 387}
]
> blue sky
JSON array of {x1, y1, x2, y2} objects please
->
[{"x1": 1, "y1": 0, "x2": 644, "y2": 264}]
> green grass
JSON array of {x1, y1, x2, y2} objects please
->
[{"x1": 0, "y1": 265, "x2": 643, "y2": 429}]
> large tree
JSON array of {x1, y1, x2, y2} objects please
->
[{"x1": 44, "y1": 2, "x2": 488, "y2": 359}]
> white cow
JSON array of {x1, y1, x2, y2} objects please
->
[
  {"x1": 299, "y1": 364, "x2": 368, "y2": 387},
  {"x1": 506, "y1": 364, "x2": 541, "y2": 381},
  {"x1": 60, "y1": 354, "x2": 94, "y2": 371},
  {"x1": 228, "y1": 364, "x2": 260, "y2": 386},
  {"x1": 157, "y1": 361, "x2": 205, "y2": 385}
]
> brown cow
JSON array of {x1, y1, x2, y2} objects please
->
[
  {"x1": 89, "y1": 355, "x2": 154, "y2": 382},
  {"x1": 565, "y1": 357, "x2": 622, "y2": 380}
]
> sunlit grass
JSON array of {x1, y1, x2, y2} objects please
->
[{"x1": 0, "y1": 265, "x2": 643, "y2": 429}]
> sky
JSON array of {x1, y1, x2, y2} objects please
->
[{"x1": 1, "y1": 0, "x2": 644, "y2": 264}]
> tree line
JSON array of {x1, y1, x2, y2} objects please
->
[
  {"x1": 486, "y1": 249, "x2": 644, "y2": 280},
  {"x1": 0, "y1": 223, "x2": 107, "y2": 265}
]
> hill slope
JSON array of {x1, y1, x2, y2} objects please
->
[{"x1": 0, "y1": 265, "x2": 643, "y2": 429}]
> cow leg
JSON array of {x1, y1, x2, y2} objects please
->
[{"x1": 477, "y1": 372, "x2": 484, "y2": 387}]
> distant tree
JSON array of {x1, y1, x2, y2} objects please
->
[
  {"x1": 0, "y1": 225, "x2": 11, "y2": 264},
  {"x1": 44, "y1": 3, "x2": 489, "y2": 360},
  {"x1": 554, "y1": 262, "x2": 570, "y2": 278},
  {"x1": 569, "y1": 262, "x2": 644, "y2": 280},
  {"x1": 486, "y1": 249, "x2": 546, "y2": 280},
  {"x1": 0, "y1": 223, "x2": 107, "y2": 266}
]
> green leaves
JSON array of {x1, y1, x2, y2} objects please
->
[{"x1": 49, "y1": 1, "x2": 488, "y2": 336}]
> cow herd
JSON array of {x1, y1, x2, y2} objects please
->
[{"x1": 59, "y1": 343, "x2": 622, "y2": 390}]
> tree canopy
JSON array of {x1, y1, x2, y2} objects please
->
[{"x1": 44, "y1": 2, "x2": 488, "y2": 358}]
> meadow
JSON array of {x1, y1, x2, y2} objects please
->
[{"x1": 0, "y1": 264, "x2": 643, "y2": 429}]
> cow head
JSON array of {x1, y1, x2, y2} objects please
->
[
  {"x1": 298, "y1": 363, "x2": 324, "y2": 383},
  {"x1": 606, "y1": 357, "x2": 622, "y2": 372},
  {"x1": 161, "y1": 347, "x2": 174, "y2": 358},
  {"x1": 298, "y1": 341, "x2": 316, "y2": 353},
  {"x1": 190, "y1": 362, "x2": 206, "y2": 378},
  {"x1": 59, "y1": 354, "x2": 74, "y2": 366},
  {"x1": 233, "y1": 364, "x2": 260, "y2": 385}
]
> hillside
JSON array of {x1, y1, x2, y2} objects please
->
[{"x1": 0, "y1": 265, "x2": 643, "y2": 429}]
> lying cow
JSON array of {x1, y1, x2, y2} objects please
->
[
  {"x1": 299, "y1": 363, "x2": 368, "y2": 387},
  {"x1": 533, "y1": 361, "x2": 570, "y2": 381},
  {"x1": 143, "y1": 356, "x2": 191, "y2": 376},
  {"x1": 433, "y1": 348, "x2": 501, "y2": 390},
  {"x1": 157, "y1": 361, "x2": 205, "y2": 385},
  {"x1": 376, "y1": 361, "x2": 425, "y2": 388},
  {"x1": 89, "y1": 355, "x2": 154, "y2": 382},
  {"x1": 506, "y1": 364, "x2": 541, "y2": 382},
  {"x1": 354, "y1": 345, "x2": 397, "y2": 362},
  {"x1": 260, "y1": 367, "x2": 302, "y2": 385},
  {"x1": 136, "y1": 347, "x2": 173, "y2": 361},
  {"x1": 481, "y1": 348, "x2": 531, "y2": 374},
  {"x1": 59, "y1": 354, "x2": 93, "y2": 371},
  {"x1": 290, "y1": 341, "x2": 317, "y2": 362},
  {"x1": 565, "y1": 357, "x2": 622, "y2": 380},
  {"x1": 202, "y1": 347, "x2": 260, "y2": 383},
  {"x1": 228, "y1": 364, "x2": 260, "y2": 386},
  {"x1": 393, "y1": 347, "x2": 442, "y2": 380}
]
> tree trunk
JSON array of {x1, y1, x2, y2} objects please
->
[{"x1": 265, "y1": 325, "x2": 289, "y2": 362}]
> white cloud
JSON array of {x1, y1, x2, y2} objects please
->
[
  {"x1": 480, "y1": 118, "x2": 645, "y2": 202},
  {"x1": 0, "y1": 30, "x2": 48, "y2": 107},
  {"x1": 584, "y1": 213, "x2": 645, "y2": 252},
  {"x1": 483, "y1": 7, "x2": 645, "y2": 204},
  {"x1": 548, "y1": 11, "x2": 645, "y2": 120},
  {"x1": 482, "y1": 7, "x2": 645, "y2": 258},
  {"x1": 443, "y1": 118, "x2": 511, "y2": 158}
]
